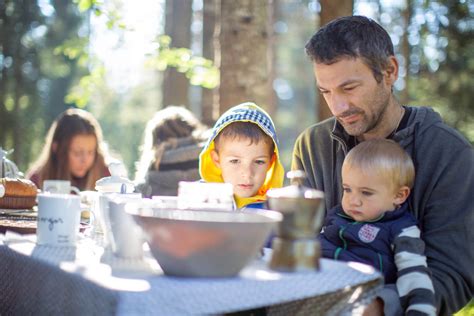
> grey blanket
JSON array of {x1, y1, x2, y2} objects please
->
[{"x1": 0, "y1": 245, "x2": 117, "y2": 315}]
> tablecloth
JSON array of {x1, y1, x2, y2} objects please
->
[{"x1": 0, "y1": 232, "x2": 383, "y2": 315}]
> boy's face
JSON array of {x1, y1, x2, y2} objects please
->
[
  {"x1": 211, "y1": 137, "x2": 273, "y2": 198},
  {"x1": 341, "y1": 163, "x2": 408, "y2": 222}
]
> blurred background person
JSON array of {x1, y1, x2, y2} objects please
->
[
  {"x1": 134, "y1": 106, "x2": 210, "y2": 197},
  {"x1": 27, "y1": 108, "x2": 113, "y2": 191}
]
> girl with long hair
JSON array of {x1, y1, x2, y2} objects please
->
[{"x1": 27, "y1": 108, "x2": 112, "y2": 191}]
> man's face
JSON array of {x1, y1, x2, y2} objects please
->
[
  {"x1": 314, "y1": 57, "x2": 395, "y2": 138},
  {"x1": 210, "y1": 137, "x2": 273, "y2": 198}
]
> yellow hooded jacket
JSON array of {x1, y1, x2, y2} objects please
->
[{"x1": 199, "y1": 102, "x2": 285, "y2": 209}]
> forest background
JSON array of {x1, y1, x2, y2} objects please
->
[{"x1": 1, "y1": 0, "x2": 473, "y2": 181}]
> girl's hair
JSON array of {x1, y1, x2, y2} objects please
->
[
  {"x1": 135, "y1": 106, "x2": 208, "y2": 181},
  {"x1": 344, "y1": 139, "x2": 415, "y2": 189},
  {"x1": 28, "y1": 108, "x2": 110, "y2": 190},
  {"x1": 213, "y1": 121, "x2": 275, "y2": 154}
]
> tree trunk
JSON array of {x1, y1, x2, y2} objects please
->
[
  {"x1": 0, "y1": 0, "x2": 9, "y2": 147},
  {"x1": 12, "y1": 49, "x2": 23, "y2": 167},
  {"x1": 266, "y1": 0, "x2": 277, "y2": 117},
  {"x1": 401, "y1": 1, "x2": 412, "y2": 106},
  {"x1": 317, "y1": 0, "x2": 353, "y2": 121},
  {"x1": 162, "y1": 0, "x2": 192, "y2": 108},
  {"x1": 218, "y1": 0, "x2": 273, "y2": 114},
  {"x1": 201, "y1": 0, "x2": 218, "y2": 125},
  {"x1": 1, "y1": 0, "x2": 44, "y2": 169},
  {"x1": 45, "y1": 0, "x2": 82, "y2": 124}
]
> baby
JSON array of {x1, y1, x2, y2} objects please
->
[{"x1": 319, "y1": 139, "x2": 436, "y2": 315}]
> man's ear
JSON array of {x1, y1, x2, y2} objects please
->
[
  {"x1": 210, "y1": 149, "x2": 221, "y2": 168},
  {"x1": 394, "y1": 186, "x2": 410, "y2": 206},
  {"x1": 383, "y1": 56, "x2": 399, "y2": 86}
]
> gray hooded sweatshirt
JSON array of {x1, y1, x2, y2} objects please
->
[
  {"x1": 292, "y1": 106, "x2": 474, "y2": 315},
  {"x1": 136, "y1": 138, "x2": 205, "y2": 197}
]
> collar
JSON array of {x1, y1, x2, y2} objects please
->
[{"x1": 234, "y1": 194, "x2": 266, "y2": 209}]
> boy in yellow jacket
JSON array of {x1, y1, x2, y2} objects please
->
[{"x1": 199, "y1": 102, "x2": 284, "y2": 210}]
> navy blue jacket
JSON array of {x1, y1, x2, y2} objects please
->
[{"x1": 319, "y1": 203, "x2": 417, "y2": 283}]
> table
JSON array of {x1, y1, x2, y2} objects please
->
[
  {"x1": 0, "y1": 208, "x2": 90, "y2": 235},
  {"x1": 0, "y1": 231, "x2": 383, "y2": 315},
  {"x1": 0, "y1": 208, "x2": 38, "y2": 234}
]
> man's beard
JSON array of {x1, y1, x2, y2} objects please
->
[
  {"x1": 337, "y1": 88, "x2": 390, "y2": 137},
  {"x1": 337, "y1": 108, "x2": 367, "y2": 136}
]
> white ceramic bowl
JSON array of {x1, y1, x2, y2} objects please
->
[{"x1": 127, "y1": 207, "x2": 282, "y2": 277}]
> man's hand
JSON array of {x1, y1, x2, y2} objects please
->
[{"x1": 362, "y1": 298, "x2": 384, "y2": 316}]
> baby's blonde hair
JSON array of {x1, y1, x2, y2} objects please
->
[{"x1": 344, "y1": 139, "x2": 415, "y2": 189}]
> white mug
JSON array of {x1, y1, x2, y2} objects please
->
[
  {"x1": 94, "y1": 192, "x2": 141, "y2": 247},
  {"x1": 108, "y1": 195, "x2": 144, "y2": 259},
  {"x1": 43, "y1": 180, "x2": 80, "y2": 195},
  {"x1": 37, "y1": 193, "x2": 81, "y2": 246}
]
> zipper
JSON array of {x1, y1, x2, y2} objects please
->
[
  {"x1": 335, "y1": 225, "x2": 348, "y2": 260},
  {"x1": 331, "y1": 134, "x2": 349, "y2": 155},
  {"x1": 378, "y1": 253, "x2": 383, "y2": 274}
]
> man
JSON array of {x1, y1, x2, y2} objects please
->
[{"x1": 292, "y1": 15, "x2": 473, "y2": 315}]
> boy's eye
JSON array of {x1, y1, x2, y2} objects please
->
[
  {"x1": 255, "y1": 160, "x2": 267, "y2": 165},
  {"x1": 343, "y1": 187, "x2": 351, "y2": 193},
  {"x1": 229, "y1": 159, "x2": 239, "y2": 164},
  {"x1": 361, "y1": 191, "x2": 373, "y2": 196}
]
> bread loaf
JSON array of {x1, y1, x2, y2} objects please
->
[
  {"x1": 0, "y1": 178, "x2": 38, "y2": 197},
  {"x1": 0, "y1": 178, "x2": 38, "y2": 209}
]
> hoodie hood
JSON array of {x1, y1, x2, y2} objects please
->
[{"x1": 199, "y1": 102, "x2": 284, "y2": 208}]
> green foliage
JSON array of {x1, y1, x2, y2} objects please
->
[
  {"x1": 410, "y1": 1, "x2": 474, "y2": 143},
  {"x1": 369, "y1": 1, "x2": 474, "y2": 144},
  {"x1": 75, "y1": 0, "x2": 102, "y2": 13},
  {"x1": 0, "y1": 0, "x2": 50, "y2": 170},
  {"x1": 146, "y1": 35, "x2": 219, "y2": 89},
  {"x1": 62, "y1": 1, "x2": 125, "y2": 108},
  {"x1": 62, "y1": 2, "x2": 218, "y2": 176},
  {"x1": 54, "y1": 38, "x2": 89, "y2": 61},
  {"x1": 75, "y1": 0, "x2": 127, "y2": 30},
  {"x1": 90, "y1": 82, "x2": 161, "y2": 175},
  {"x1": 273, "y1": 2, "x2": 317, "y2": 170},
  {"x1": 65, "y1": 66, "x2": 106, "y2": 108},
  {"x1": 64, "y1": 8, "x2": 217, "y2": 112}
]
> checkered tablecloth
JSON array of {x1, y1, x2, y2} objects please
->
[{"x1": 0, "y1": 232, "x2": 382, "y2": 315}]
